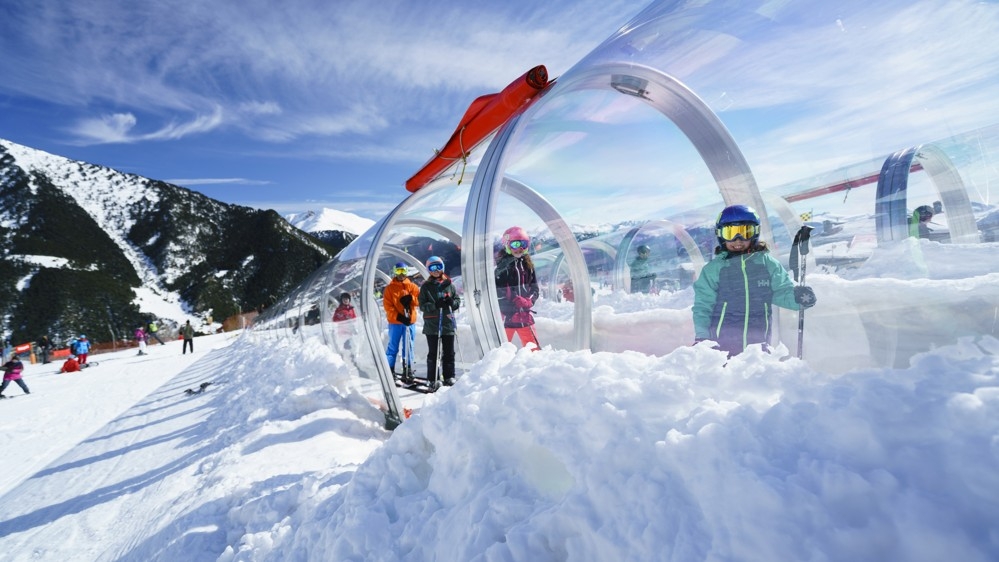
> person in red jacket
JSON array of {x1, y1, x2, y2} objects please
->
[
  {"x1": 383, "y1": 262, "x2": 420, "y2": 382},
  {"x1": 332, "y1": 292, "x2": 358, "y2": 350},
  {"x1": 59, "y1": 355, "x2": 81, "y2": 374},
  {"x1": 332, "y1": 292, "x2": 357, "y2": 322}
]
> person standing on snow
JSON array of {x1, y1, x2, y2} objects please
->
[
  {"x1": 383, "y1": 262, "x2": 420, "y2": 382},
  {"x1": 135, "y1": 326, "x2": 148, "y2": 356},
  {"x1": 75, "y1": 335, "x2": 91, "y2": 365},
  {"x1": 418, "y1": 256, "x2": 461, "y2": 390},
  {"x1": 0, "y1": 355, "x2": 29, "y2": 398},
  {"x1": 37, "y1": 335, "x2": 53, "y2": 364},
  {"x1": 332, "y1": 292, "x2": 357, "y2": 323},
  {"x1": 909, "y1": 205, "x2": 935, "y2": 239},
  {"x1": 181, "y1": 320, "x2": 195, "y2": 354},
  {"x1": 692, "y1": 204, "x2": 817, "y2": 356},
  {"x1": 147, "y1": 320, "x2": 166, "y2": 345},
  {"x1": 629, "y1": 244, "x2": 657, "y2": 294},
  {"x1": 495, "y1": 226, "x2": 540, "y2": 350},
  {"x1": 332, "y1": 292, "x2": 358, "y2": 351}
]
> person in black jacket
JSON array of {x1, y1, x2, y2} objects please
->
[
  {"x1": 418, "y1": 256, "x2": 461, "y2": 390},
  {"x1": 37, "y1": 335, "x2": 52, "y2": 364},
  {"x1": 494, "y1": 226, "x2": 540, "y2": 350}
]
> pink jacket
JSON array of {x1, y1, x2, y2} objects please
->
[
  {"x1": 135, "y1": 328, "x2": 147, "y2": 342},
  {"x1": 3, "y1": 360, "x2": 23, "y2": 381}
]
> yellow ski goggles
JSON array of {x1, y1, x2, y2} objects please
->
[
  {"x1": 717, "y1": 223, "x2": 759, "y2": 242},
  {"x1": 393, "y1": 266, "x2": 408, "y2": 276}
]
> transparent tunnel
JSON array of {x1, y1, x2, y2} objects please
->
[{"x1": 254, "y1": 0, "x2": 999, "y2": 428}]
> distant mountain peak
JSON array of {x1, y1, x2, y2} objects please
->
[{"x1": 285, "y1": 208, "x2": 374, "y2": 236}]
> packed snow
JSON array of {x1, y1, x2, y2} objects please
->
[{"x1": 1, "y1": 270, "x2": 997, "y2": 561}]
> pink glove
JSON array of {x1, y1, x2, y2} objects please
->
[{"x1": 513, "y1": 296, "x2": 533, "y2": 309}]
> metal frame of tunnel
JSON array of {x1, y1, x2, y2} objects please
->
[
  {"x1": 876, "y1": 144, "x2": 978, "y2": 245},
  {"x1": 463, "y1": 155, "x2": 594, "y2": 355},
  {"x1": 359, "y1": 181, "x2": 461, "y2": 428},
  {"x1": 545, "y1": 238, "x2": 617, "y2": 302},
  {"x1": 463, "y1": 62, "x2": 763, "y2": 357}
]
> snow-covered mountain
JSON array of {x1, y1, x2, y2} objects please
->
[
  {"x1": 0, "y1": 138, "x2": 340, "y2": 344},
  {"x1": 285, "y1": 208, "x2": 375, "y2": 249},
  {"x1": 285, "y1": 208, "x2": 374, "y2": 236}
]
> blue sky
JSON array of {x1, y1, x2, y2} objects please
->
[{"x1": 0, "y1": 0, "x2": 649, "y2": 219}]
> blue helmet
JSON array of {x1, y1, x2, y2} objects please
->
[
  {"x1": 715, "y1": 205, "x2": 761, "y2": 246},
  {"x1": 425, "y1": 255, "x2": 445, "y2": 272}
]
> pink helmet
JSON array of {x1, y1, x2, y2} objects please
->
[{"x1": 503, "y1": 226, "x2": 530, "y2": 253}]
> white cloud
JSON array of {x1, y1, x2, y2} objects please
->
[
  {"x1": 67, "y1": 107, "x2": 224, "y2": 145},
  {"x1": 1, "y1": 1, "x2": 648, "y2": 147},
  {"x1": 68, "y1": 112, "x2": 138, "y2": 144}
]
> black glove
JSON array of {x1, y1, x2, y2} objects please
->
[
  {"x1": 399, "y1": 294, "x2": 413, "y2": 308},
  {"x1": 396, "y1": 313, "x2": 411, "y2": 326},
  {"x1": 794, "y1": 286, "x2": 817, "y2": 308},
  {"x1": 436, "y1": 295, "x2": 452, "y2": 309}
]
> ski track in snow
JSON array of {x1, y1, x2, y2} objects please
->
[{"x1": 0, "y1": 334, "x2": 234, "y2": 559}]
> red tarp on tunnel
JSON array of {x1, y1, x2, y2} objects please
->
[{"x1": 405, "y1": 65, "x2": 551, "y2": 193}]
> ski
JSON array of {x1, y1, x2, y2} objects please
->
[
  {"x1": 184, "y1": 381, "x2": 213, "y2": 395},
  {"x1": 393, "y1": 374, "x2": 441, "y2": 394}
]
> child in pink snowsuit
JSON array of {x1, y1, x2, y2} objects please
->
[
  {"x1": 135, "y1": 327, "x2": 148, "y2": 356},
  {"x1": 0, "y1": 356, "x2": 29, "y2": 397}
]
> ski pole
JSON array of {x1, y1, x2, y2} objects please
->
[
  {"x1": 405, "y1": 323, "x2": 413, "y2": 380},
  {"x1": 791, "y1": 225, "x2": 814, "y2": 359},
  {"x1": 528, "y1": 318, "x2": 541, "y2": 351},
  {"x1": 436, "y1": 304, "x2": 444, "y2": 384},
  {"x1": 399, "y1": 319, "x2": 409, "y2": 380}
]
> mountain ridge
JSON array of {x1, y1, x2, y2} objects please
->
[{"x1": 0, "y1": 138, "x2": 352, "y2": 345}]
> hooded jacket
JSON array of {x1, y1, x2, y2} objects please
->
[
  {"x1": 418, "y1": 274, "x2": 461, "y2": 336},
  {"x1": 383, "y1": 276, "x2": 420, "y2": 325},
  {"x1": 495, "y1": 253, "x2": 539, "y2": 328},
  {"x1": 692, "y1": 245, "x2": 798, "y2": 355}
]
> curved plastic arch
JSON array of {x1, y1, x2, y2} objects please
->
[
  {"x1": 915, "y1": 145, "x2": 978, "y2": 243},
  {"x1": 877, "y1": 148, "x2": 918, "y2": 244},
  {"x1": 498, "y1": 177, "x2": 593, "y2": 351},
  {"x1": 539, "y1": 62, "x2": 771, "y2": 242},
  {"x1": 614, "y1": 220, "x2": 709, "y2": 291},
  {"x1": 359, "y1": 181, "x2": 458, "y2": 427},
  {"x1": 464, "y1": 62, "x2": 767, "y2": 357},
  {"x1": 876, "y1": 144, "x2": 978, "y2": 245},
  {"x1": 462, "y1": 120, "x2": 593, "y2": 355}
]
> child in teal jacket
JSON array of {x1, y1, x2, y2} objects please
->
[{"x1": 692, "y1": 205, "x2": 816, "y2": 355}]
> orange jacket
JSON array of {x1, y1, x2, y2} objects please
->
[{"x1": 383, "y1": 277, "x2": 420, "y2": 325}]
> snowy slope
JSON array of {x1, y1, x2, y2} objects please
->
[{"x1": 0, "y1": 324, "x2": 997, "y2": 560}]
